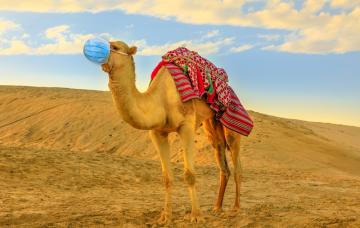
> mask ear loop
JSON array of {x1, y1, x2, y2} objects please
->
[
  {"x1": 106, "y1": 49, "x2": 130, "y2": 76},
  {"x1": 110, "y1": 49, "x2": 129, "y2": 56}
]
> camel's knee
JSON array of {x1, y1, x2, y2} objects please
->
[
  {"x1": 221, "y1": 168, "x2": 231, "y2": 179},
  {"x1": 216, "y1": 143, "x2": 225, "y2": 154},
  {"x1": 184, "y1": 169, "x2": 196, "y2": 186},
  {"x1": 226, "y1": 135, "x2": 241, "y2": 150},
  {"x1": 215, "y1": 143, "x2": 230, "y2": 176},
  {"x1": 162, "y1": 172, "x2": 172, "y2": 189},
  {"x1": 226, "y1": 134, "x2": 236, "y2": 146},
  {"x1": 233, "y1": 165, "x2": 242, "y2": 181},
  {"x1": 234, "y1": 156, "x2": 242, "y2": 172},
  {"x1": 225, "y1": 127, "x2": 241, "y2": 147}
]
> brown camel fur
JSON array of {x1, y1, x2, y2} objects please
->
[{"x1": 101, "y1": 40, "x2": 242, "y2": 224}]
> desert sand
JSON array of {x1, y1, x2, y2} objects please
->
[{"x1": 0, "y1": 85, "x2": 359, "y2": 227}]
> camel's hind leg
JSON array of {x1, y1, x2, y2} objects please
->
[
  {"x1": 224, "y1": 127, "x2": 242, "y2": 211},
  {"x1": 149, "y1": 130, "x2": 173, "y2": 224},
  {"x1": 203, "y1": 119, "x2": 230, "y2": 213}
]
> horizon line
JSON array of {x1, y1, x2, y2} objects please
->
[{"x1": 1, "y1": 84, "x2": 359, "y2": 129}]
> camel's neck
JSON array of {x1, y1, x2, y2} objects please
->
[{"x1": 108, "y1": 59, "x2": 165, "y2": 129}]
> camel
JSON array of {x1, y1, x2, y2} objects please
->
[{"x1": 101, "y1": 40, "x2": 242, "y2": 224}]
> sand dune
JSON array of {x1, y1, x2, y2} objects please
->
[{"x1": 1, "y1": 85, "x2": 359, "y2": 227}]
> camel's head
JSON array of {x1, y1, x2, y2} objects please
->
[
  {"x1": 101, "y1": 41, "x2": 137, "y2": 75},
  {"x1": 83, "y1": 38, "x2": 137, "y2": 78}
]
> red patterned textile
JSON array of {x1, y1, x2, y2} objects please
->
[
  {"x1": 162, "y1": 47, "x2": 230, "y2": 106},
  {"x1": 151, "y1": 62, "x2": 253, "y2": 136}
]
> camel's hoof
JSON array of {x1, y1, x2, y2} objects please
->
[
  {"x1": 212, "y1": 207, "x2": 223, "y2": 214},
  {"x1": 229, "y1": 206, "x2": 240, "y2": 216},
  {"x1": 157, "y1": 211, "x2": 172, "y2": 225},
  {"x1": 232, "y1": 205, "x2": 240, "y2": 212},
  {"x1": 190, "y1": 212, "x2": 205, "y2": 223}
]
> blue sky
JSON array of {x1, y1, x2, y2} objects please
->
[{"x1": 0, "y1": 1, "x2": 359, "y2": 126}]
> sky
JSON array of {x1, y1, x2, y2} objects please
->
[{"x1": 0, "y1": 0, "x2": 359, "y2": 127}]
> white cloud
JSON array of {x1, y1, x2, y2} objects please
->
[
  {"x1": 258, "y1": 34, "x2": 281, "y2": 41},
  {"x1": 0, "y1": 24, "x2": 234, "y2": 56},
  {"x1": 135, "y1": 36, "x2": 234, "y2": 56},
  {"x1": 0, "y1": 25, "x2": 95, "y2": 55},
  {"x1": 0, "y1": 1, "x2": 359, "y2": 54},
  {"x1": 45, "y1": 25, "x2": 70, "y2": 39},
  {"x1": 269, "y1": 7, "x2": 360, "y2": 54},
  {"x1": 301, "y1": 0, "x2": 326, "y2": 14},
  {"x1": 115, "y1": 0, "x2": 360, "y2": 54},
  {"x1": 0, "y1": 18, "x2": 20, "y2": 34},
  {"x1": 0, "y1": 39, "x2": 32, "y2": 55},
  {"x1": 261, "y1": 45, "x2": 276, "y2": 51},
  {"x1": 36, "y1": 25, "x2": 95, "y2": 55},
  {"x1": 331, "y1": 0, "x2": 360, "y2": 9},
  {"x1": 0, "y1": 1, "x2": 104, "y2": 13},
  {"x1": 230, "y1": 44, "x2": 254, "y2": 53},
  {"x1": 203, "y1": 30, "x2": 220, "y2": 38}
]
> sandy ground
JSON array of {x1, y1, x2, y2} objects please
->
[{"x1": 1, "y1": 86, "x2": 360, "y2": 227}]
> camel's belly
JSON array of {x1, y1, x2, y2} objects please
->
[{"x1": 158, "y1": 99, "x2": 214, "y2": 133}]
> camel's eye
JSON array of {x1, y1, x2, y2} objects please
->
[{"x1": 112, "y1": 46, "x2": 119, "y2": 51}]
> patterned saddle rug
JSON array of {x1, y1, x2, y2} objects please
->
[{"x1": 151, "y1": 48, "x2": 253, "y2": 136}]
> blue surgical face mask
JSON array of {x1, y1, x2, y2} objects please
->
[{"x1": 83, "y1": 38, "x2": 110, "y2": 64}]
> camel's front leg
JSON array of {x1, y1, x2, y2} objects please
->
[
  {"x1": 149, "y1": 130, "x2": 173, "y2": 224},
  {"x1": 178, "y1": 125, "x2": 204, "y2": 223}
]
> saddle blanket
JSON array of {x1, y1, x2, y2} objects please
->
[
  {"x1": 162, "y1": 47, "x2": 230, "y2": 107},
  {"x1": 151, "y1": 62, "x2": 254, "y2": 136}
]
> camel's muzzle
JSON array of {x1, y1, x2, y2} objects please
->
[{"x1": 83, "y1": 38, "x2": 129, "y2": 65}]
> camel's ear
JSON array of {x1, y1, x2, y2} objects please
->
[
  {"x1": 102, "y1": 63, "x2": 111, "y2": 73},
  {"x1": 128, "y1": 46, "x2": 137, "y2": 55}
]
